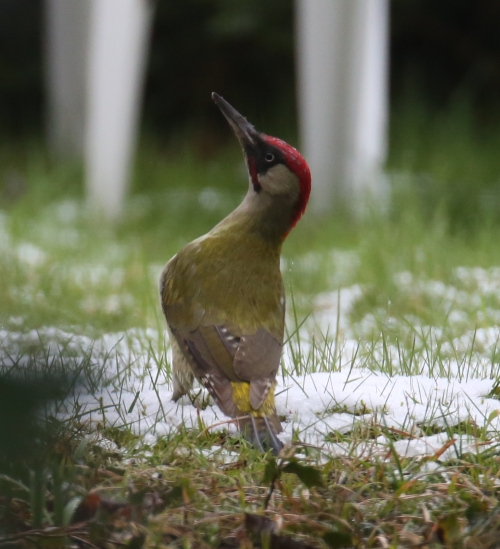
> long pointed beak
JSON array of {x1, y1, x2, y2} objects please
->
[{"x1": 212, "y1": 92, "x2": 260, "y2": 148}]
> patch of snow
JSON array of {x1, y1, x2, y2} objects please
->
[
  {"x1": 392, "y1": 433, "x2": 479, "y2": 460},
  {"x1": 80, "y1": 293, "x2": 134, "y2": 314},
  {"x1": 2, "y1": 326, "x2": 499, "y2": 460},
  {"x1": 17, "y1": 242, "x2": 46, "y2": 266},
  {"x1": 278, "y1": 370, "x2": 497, "y2": 450},
  {"x1": 443, "y1": 327, "x2": 500, "y2": 355},
  {"x1": 313, "y1": 285, "x2": 364, "y2": 336},
  {"x1": 68, "y1": 265, "x2": 125, "y2": 287},
  {"x1": 8, "y1": 316, "x2": 24, "y2": 327}
]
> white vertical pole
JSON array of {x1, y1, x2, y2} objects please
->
[
  {"x1": 45, "y1": 0, "x2": 90, "y2": 157},
  {"x1": 350, "y1": 0, "x2": 389, "y2": 198},
  {"x1": 296, "y1": 0, "x2": 389, "y2": 213},
  {"x1": 85, "y1": 0, "x2": 153, "y2": 219}
]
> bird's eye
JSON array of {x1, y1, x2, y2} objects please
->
[{"x1": 264, "y1": 153, "x2": 275, "y2": 163}]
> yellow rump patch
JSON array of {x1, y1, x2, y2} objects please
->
[{"x1": 231, "y1": 382, "x2": 276, "y2": 417}]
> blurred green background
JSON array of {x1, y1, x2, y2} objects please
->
[{"x1": 1, "y1": 0, "x2": 500, "y2": 231}]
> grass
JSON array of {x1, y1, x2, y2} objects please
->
[{"x1": 3, "y1": 102, "x2": 500, "y2": 546}]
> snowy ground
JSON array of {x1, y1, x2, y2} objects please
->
[
  {"x1": 3, "y1": 203, "x2": 500, "y2": 460},
  {"x1": 3, "y1": 261, "x2": 500, "y2": 461}
]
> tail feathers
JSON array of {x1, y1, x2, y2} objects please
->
[{"x1": 237, "y1": 413, "x2": 283, "y2": 454}]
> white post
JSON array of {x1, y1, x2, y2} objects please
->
[
  {"x1": 45, "y1": 0, "x2": 90, "y2": 157},
  {"x1": 296, "y1": 0, "x2": 389, "y2": 213},
  {"x1": 85, "y1": 0, "x2": 153, "y2": 219}
]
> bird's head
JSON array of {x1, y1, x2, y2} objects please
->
[{"x1": 212, "y1": 93, "x2": 311, "y2": 239}]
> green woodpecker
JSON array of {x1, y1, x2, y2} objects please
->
[{"x1": 160, "y1": 93, "x2": 311, "y2": 453}]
